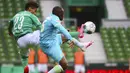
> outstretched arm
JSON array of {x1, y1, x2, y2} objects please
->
[
  {"x1": 55, "y1": 24, "x2": 72, "y2": 40},
  {"x1": 51, "y1": 17, "x2": 93, "y2": 51},
  {"x1": 56, "y1": 23, "x2": 93, "y2": 50},
  {"x1": 51, "y1": 17, "x2": 72, "y2": 40}
]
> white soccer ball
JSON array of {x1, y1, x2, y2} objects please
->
[{"x1": 84, "y1": 21, "x2": 96, "y2": 34}]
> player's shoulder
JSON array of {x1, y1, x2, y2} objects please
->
[
  {"x1": 44, "y1": 14, "x2": 60, "y2": 24},
  {"x1": 30, "y1": 13, "x2": 38, "y2": 18},
  {"x1": 17, "y1": 11, "x2": 26, "y2": 15},
  {"x1": 20, "y1": 11, "x2": 35, "y2": 17},
  {"x1": 24, "y1": 11, "x2": 34, "y2": 16},
  {"x1": 14, "y1": 11, "x2": 31, "y2": 17},
  {"x1": 50, "y1": 14, "x2": 60, "y2": 21}
]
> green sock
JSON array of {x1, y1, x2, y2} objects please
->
[
  {"x1": 48, "y1": 65, "x2": 63, "y2": 73},
  {"x1": 21, "y1": 55, "x2": 28, "y2": 67}
]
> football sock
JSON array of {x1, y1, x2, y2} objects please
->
[
  {"x1": 70, "y1": 38, "x2": 93, "y2": 51},
  {"x1": 71, "y1": 38, "x2": 84, "y2": 49},
  {"x1": 48, "y1": 65, "x2": 63, "y2": 73},
  {"x1": 21, "y1": 55, "x2": 28, "y2": 67}
]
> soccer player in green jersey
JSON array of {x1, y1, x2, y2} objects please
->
[{"x1": 8, "y1": 1, "x2": 43, "y2": 73}]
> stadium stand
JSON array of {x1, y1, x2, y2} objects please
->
[
  {"x1": 0, "y1": 26, "x2": 7, "y2": 63},
  {"x1": 0, "y1": 0, "x2": 42, "y2": 18},
  {"x1": 0, "y1": 19, "x2": 21, "y2": 63},
  {"x1": 100, "y1": 27, "x2": 130, "y2": 62},
  {"x1": 2, "y1": 23, "x2": 20, "y2": 63}
]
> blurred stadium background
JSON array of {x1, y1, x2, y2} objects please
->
[{"x1": 0, "y1": 0, "x2": 130, "y2": 73}]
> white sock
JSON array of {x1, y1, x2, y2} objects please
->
[
  {"x1": 48, "y1": 65, "x2": 63, "y2": 73},
  {"x1": 71, "y1": 38, "x2": 84, "y2": 49}
]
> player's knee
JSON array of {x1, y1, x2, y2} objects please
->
[
  {"x1": 60, "y1": 61, "x2": 68, "y2": 70},
  {"x1": 63, "y1": 62, "x2": 68, "y2": 70}
]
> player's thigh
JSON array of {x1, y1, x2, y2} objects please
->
[
  {"x1": 59, "y1": 56, "x2": 68, "y2": 69},
  {"x1": 29, "y1": 30, "x2": 40, "y2": 45},
  {"x1": 41, "y1": 43, "x2": 64, "y2": 63},
  {"x1": 17, "y1": 30, "x2": 40, "y2": 48}
]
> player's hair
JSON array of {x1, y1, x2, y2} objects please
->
[
  {"x1": 25, "y1": 1, "x2": 39, "y2": 10},
  {"x1": 52, "y1": 6, "x2": 63, "y2": 16},
  {"x1": 52, "y1": 6, "x2": 64, "y2": 20}
]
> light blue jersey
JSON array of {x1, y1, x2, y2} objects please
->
[
  {"x1": 40, "y1": 14, "x2": 72, "y2": 48},
  {"x1": 40, "y1": 14, "x2": 72, "y2": 63}
]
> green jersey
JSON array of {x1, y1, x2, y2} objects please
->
[{"x1": 10, "y1": 11, "x2": 42, "y2": 39}]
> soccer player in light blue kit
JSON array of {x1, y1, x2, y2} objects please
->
[{"x1": 40, "y1": 6, "x2": 93, "y2": 73}]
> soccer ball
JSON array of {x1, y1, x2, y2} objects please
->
[{"x1": 83, "y1": 21, "x2": 96, "y2": 34}]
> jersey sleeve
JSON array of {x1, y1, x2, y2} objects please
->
[
  {"x1": 51, "y1": 17, "x2": 72, "y2": 40},
  {"x1": 31, "y1": 14, "x2": 43, "y2": 31}
]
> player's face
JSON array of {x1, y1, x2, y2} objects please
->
[{"x1": 59, "y1": 8, "x2": 64, "y2": 21}]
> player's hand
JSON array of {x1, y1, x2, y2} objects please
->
[
  {"x1": 69, "y1": 41, "x2": 74, "y2": 48},
  {"x1": 62, "y1": 35, "x2": 68, "y2": 43}
]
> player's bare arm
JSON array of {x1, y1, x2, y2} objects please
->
[{"x1": 8, "y1": 20, "x2": 14, "y2": 36}]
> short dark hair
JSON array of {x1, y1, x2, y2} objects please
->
[
  {"x1": 25, "y1": 1, "x2": 39, "y2": 10},
  {"x1": 52, "y1": 6, "x2": 63, "y2": 15}
]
